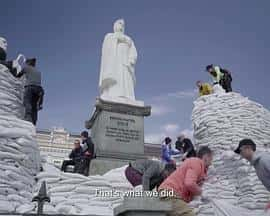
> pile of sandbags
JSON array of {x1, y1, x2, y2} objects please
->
[
  {"x1": 0, "y1": 64, "x2": 41, "y2": 213},
  {"x1": 190, "y1": 92, "x2": 270, "y2": 215},
  {"x1": 236, "y1": 165, "x2": 270, "y2": 210},
  {"x1": 25, "y1": 163, "x2": 133, "y2": 215},
  {"x1": 0, "y1": 64, "x2": 24, "y2": 119}
]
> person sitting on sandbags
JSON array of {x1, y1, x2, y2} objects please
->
[
  {"x1": 196, "y1": 80, "x2": 213, "y2": 97},
  {"x1": 0, "y1": 37, "x2": 26, "y2": 77},
  {"x1": 61, "y1": 139, "x2": 84, "y2": 173},
  {"x1": 125, "y1": 159, "x2": 176, "y2": 191},
  {"x1": 206, "y1": 64, "x2": 232, "y2": 93},
  {"x1": 20, "y1": 58, "x2": 44, "y2": 125}
]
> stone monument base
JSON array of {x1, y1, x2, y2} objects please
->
[
  {"x1": 89, "y1": 157, "x2": 130, "y2": 175},
  {"x1": 86, "y1": 97, "x2": 151, "y2": 175}
]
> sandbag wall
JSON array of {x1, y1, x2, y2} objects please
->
[
  {"x1": 0, "y1": 64, "x2": 41, "y2": 213},
  {"x1": 29, "y1": 164, "x2": 133, "y2": 215},
  {"x1": 190, "y1": 92, "x2": 270, "y2": 215}
]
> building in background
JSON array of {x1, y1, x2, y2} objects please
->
[
  {"x1": 36, "y1": 128, "x2": 161, "y2": 168},
  {"x1": 37, "y1": 127, "x2": 81, "y2": 168}
]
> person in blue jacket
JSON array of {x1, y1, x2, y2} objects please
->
[{"x1": 161, "y1": 137, "x2": 175, "y2": 164}]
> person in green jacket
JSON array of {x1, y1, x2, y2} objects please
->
[{"x1": 206, "y1": 64, "x2": 232, "y2": 92}]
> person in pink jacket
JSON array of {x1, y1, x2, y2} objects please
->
[{"x1": 158, "y1": 146, "x2": 213, "y2": 216}]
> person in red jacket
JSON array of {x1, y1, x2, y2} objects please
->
[{"x1": 158, "y1": 146, "x2": 213, "y2": 216}]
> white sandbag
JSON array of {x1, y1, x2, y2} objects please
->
[
  {"x1": 0, "y1": 200, "x2": 15, "y2": 212},
  {"x1": 43, "y1": 204, "x2": 58, "y2": 214},
  {"x1": 61, "y1": 172, "x2": 90, "y2": 180},
  {"x1": 74, "y1": 186, "x2": 99, "y2": 195},
  {"x1": 49, "y1": 185, "x2": 76, "y2": 193},
  {"x1": 50, "y1": 196, "x2": 67, "y2": 206},
  {"x1": 16, "y1": 203, "x2": 36, "y2": 213},
  {"x1": 58, "y1": 178, "x2": 86, "y2": 185},
  {"x1": 212, "y1": 199, "x2": 269, "y2": 216},
  {"x1": 36, "y1": 171, "x2": 60, "y2": 179},
  {"x1": 80, "y1": 180, "x2": 112, "y2": 187},
  {"x1": 55, "y1": 203, "x2": 78, "y2": 214}
]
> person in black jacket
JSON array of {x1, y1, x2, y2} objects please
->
[
  {"x1": 80, "y1": 131, "x2": 95, "y2": 176},
  {"x1": 61, "y1": 139, "x2": 83, "y2": 172},
  {"x1": 175, "y1": 135, "x2": 196, "y2": 160}
]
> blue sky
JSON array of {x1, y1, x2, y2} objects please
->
[{"x1": 1, "y1": 0, "x2": 269, "y2": 143}]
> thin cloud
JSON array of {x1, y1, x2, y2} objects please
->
[
  {"x1": 151, "y1": 104, "x2": 174, "y2": 116},
  {"x1": 162, "y1": 123, "x2": 180, "y2": 134},
  {"x1": 152, "y1": 89, "x2": 197, "y2": 101}
]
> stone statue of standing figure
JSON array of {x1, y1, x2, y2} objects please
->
[{"x1": 99, "y1": 19, "x2": 138, "y2": 101}]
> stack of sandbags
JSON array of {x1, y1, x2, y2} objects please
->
[
  {"x1": 191, "y1": 92, "x2": 270, "y2": 215},
  {"x1": 0, "y1": 64, "x2": 41, "y2": 213},
  {"x1": 27, "y1": 163, "x2": 133, "y2": 215},
  {"x1": 236, "y1": 163, "x2": 270, "y2": 210},
  {"x1": 189, "y1": 178, "x2": 238, "y2": 215},
  {"x1": 0, "y1": 64, "x2": 24, "y2": 119}
]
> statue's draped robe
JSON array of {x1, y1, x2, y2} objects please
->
[{"x1": 99, "y1": 33, "x2": 137, "y2": 100}]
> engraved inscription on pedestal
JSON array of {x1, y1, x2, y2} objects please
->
[
  {"x1": 105, "y1": 116, "x2": 140, "y2": 143},
  {"x1": 91, "y1": 110, "x2": 145, "y2": 157}
]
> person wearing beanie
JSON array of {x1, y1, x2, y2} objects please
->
[{"x1": 234, "y1": 139, "x2": 270, "y2": 210}]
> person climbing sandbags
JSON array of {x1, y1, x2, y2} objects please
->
[
  {"x1": 20, "y1": 58, "x2": 44, "y2": 125},
  {"x1": 206, "y1": 64, "x2": 232, "y2": 93}
]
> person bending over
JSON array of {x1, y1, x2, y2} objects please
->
[
  {"x1": 234, "y1": 139, "x2": 270, "y2": 210},
  {"x1": 158, "y1": 146, "x2": 213, "y2": 216},
  {"x1": 125, "y1": 159, "x2": 176, "y2": 191}
]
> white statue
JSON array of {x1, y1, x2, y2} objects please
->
[{"x1": 99, "y1": 19, "x2": 138, "y2": 101}]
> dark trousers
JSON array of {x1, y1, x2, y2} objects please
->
[
  {"x1": 82, "y1": 158, "x2": 91, "y2": 176},
  {"x1": 125, "y1": 166, "x2": 142, "y2": 187},
  {"x1": 24, "y1": 85, "x2": 44, "y2": 125},
  {"x1": 220, "y1": 77, "x2": 232, "y2": 93},
  {"x1": 61, "y1": 159, "x2": 82, "y2": 173},
  {"x1": 61, "y1": 160, "x2": 75, "y2": 172}
]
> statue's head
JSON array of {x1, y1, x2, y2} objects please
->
[
  {"x1": 113, "y1": 19, "x2": 125, "y2": 33},
  {"x1": 0, "y1": 37, "x2": 7, "y2": 51}
]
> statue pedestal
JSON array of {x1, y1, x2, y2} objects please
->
[{"x1": 86, "y1": 97, "x2": 151, "y2": 175}]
